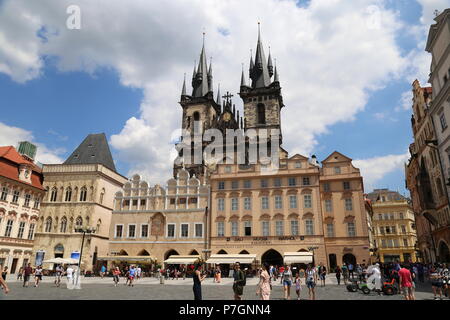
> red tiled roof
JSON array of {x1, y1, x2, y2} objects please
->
[
  {"x1": 0, "y1": 146, "x2": 44, "y2": 190},
  {"x1": 422, "y1": 87, "x2": 432, "y2": 94}
]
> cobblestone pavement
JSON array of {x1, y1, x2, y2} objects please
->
[{"x1": 1, "y1": 275, "x2": 447, "y2": 300}]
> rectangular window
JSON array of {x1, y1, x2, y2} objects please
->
[
  {"x1": 290, "y1": 220, "x2": 299, "y2": 236},
  {"x1": 115, "y1": 225, "x2": 123, "y2": 238},
  {"x1": 195, "y1": 223, "x2": 203, "y2": 238},
  {"x1": 304, "y1": 194, "x2": 312, "y2": 208},
  {"x1": 334, "y1": 167, "x2": 341, "y2": 174},
  {"x1": 27, "y1": 224, "x2": 35, "y2": 240},
  {"x1": 17, "y1": 221, "x2": 25, "y2": 238},
  {"x1": 140, "y1": 199, "x2": 146, "y2": 207},
  {"x1": 274, "y1": 178, "x2": 282, "y2": 187},
  {"x1": 391, "y1": 226, "x2": 397, "y2": 234},
  {"x1": 379, "y1": 226, "x2": 385, "y2": 234},
  {"x1": 381, "y1": 239, "x2": 386, "y2": 248},
  {"x1": 167, "y1": 224, "x2": 175, "y2": 238},
  {"x1": 132, "y1": 199, "x2": 138, "y2": 206},
  {"x1": 261, "y1": 179, "x2": 268, "y2": 188},
  {"x1": 303, "y1": 177, "x2": 310, "y2": 186},
  {"x1": 225, "y1": 166, "x2": 232, "y2": 173},
  {"x1": 343, "y1": 181, "x2": 350, "y2": 190},
  {"x1": 440, "y1": 113, "x2": 447, "y2": 130},
  {"x1": 180, "y1": 224, "x2": 189, "y2": 238},
  {"x1": 231, "y1": 181, "x2": 239, "y2": 189},
  {"x1": 289, "y1": 195, "x2": 297, "y2": 209},
  {"x1": 218, "y1": 181, "x2": 225, "y2": 190},
  {"x1": 399, "y1": 212, "x2": 404, "y2": 219},
  {"x1": 325, "y1": 199, "x2": 332, "y2": 212},
  {"x1": 393, "y1": 239, "x2": 399, "y2": 248},
  {"x1": 288, "y1": 177, "x2": 296, "y2": 186},
  {"x1": 401, "y1": 225, "x2": 406, "y2": 234},
  {"x1": 403, "y1": 239, "x2": 408, "y2": 247},
  {"x1": 383, "y1": 213, "x2": 389, "y2": 220},
  {"x1": 244, "y1": 221, "x2": 252, "y2": 236},
  {"x1": 244, "y1": 197, "x2": 251, "y2": 210},
  {"x1": 231, "y1": 198, "x2": 239, "y2": 211},
  {"x1": 295, "y1": 161, "x2": 302, "y2": 168},
  {"x1": 24, "y1": 194, "x2": 31, "y2": 207},
  {"x1": 389, "y1": 213, "x2": 395, "y2": 220},
  {"x1": 378, "y1": 214, "x2": 383, "y2": 220},
  {"x1": 276, "y1": 221, "x2": 284, "y2": 236},
  {"x1": 347, "y1": 222, "x2": 356, "y2": 237},
  {"x1": 323, "y1": 183, "x2": 330, "y2": 192},
  {"x1": 327, "y1": 223, "x2": 334, "y2": 237},
  {"x1": 5, "y1": 220, "x2": 13, "y2": 237},
  {"x1": 0, "y1": 187, "x2": 8, "y2": 201},
  {"x1": 262, "y1": 221, "x2": 270, "y2": 236},
  {"x1": 275, "y1": 195, "x2": 283, "y2": 209},
  {"x1": 12, "y1": 190, "x2": 19, "y2": 203},
  {"x1": 217, "y1": 198, "x2": 225, "y2": 211},
  {"x1": 243, "y1": 180, "x2": 251, "y2": 189},
  {"x1": 141, "y1": 224, "x2": 148, "y2": 238},
  {"x1": 231, "y1": 221, "x2": 238, "y2": 236},
  {"x1": 33, "y1": 197, "x2": 39, "y2": 209},
  {"x1": 345, "y1": 198, "x2": 353, "y2": 211},
  {"x1": 305, "y1": 220, "x2": 314, "y2": 235},
  {"x1": 128, "y1": 224, "x2": 136, "y2": 238},
  {"x1": 261, "y1": 196, "x2": 269, "y2": 209},
  {"x1": 217, "y1": 222, "x2": 224, "y2": 237}
]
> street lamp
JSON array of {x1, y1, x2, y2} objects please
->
[{"x1": 74, "y1": 226, "x2": 96, "y2": 273}]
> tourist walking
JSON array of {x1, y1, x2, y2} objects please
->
[
  {"x1": 294, "y1": 272, "x2": 302, "y2": 300},
  {"x1": 318, "y1": 263, "x2": 327, "y2": 287},
  {"x1": 335, "y1": 266, "x2": 342, "y2": 285},
  {"x1": 278, "y1": 265, "x2": 285, "y2": 284},
  {"x1": 342, "y1": 263, "x2": 349, "y2": 285},
  {"x1": 348, "y1": 263, "x2": 354, "y2": 279},
  {"x1": 54, "y1": 264, "x2": 64, "y2": 287},
  {"x1": 398, "y1": 264, "x2": 414, "y2": 300},
  {"x1": 282, "y1": 265, "x2": 293, "y2": 300},
  {"x1": 1, "y1": 266, "x2": 8, "y2": 280},
  {"x1": 233, "y1": 262, "x2": 246, "y2": 300},
  {"x1": 136, "y1": 266, "x2": 142, "y2": 280},
  {"x1": 305, "y1": 264, "x2": 318, "y2": 300},
  {"x1": 17, "y1": 267, "x2": 23, "y2": 281},
  {"x1": 22, "y1": 263, "x2": 32, "y2": 287},
  {"x1": 214, "y1": 265, "x2": 221, "y2": 283},
  {"x1": 113, "y1": 267, "x2": 121, "y2": 287},
  {"x1": 0, "y1": 265, "x2": 9, "y2": 295},
  {"x1": 256, "y1": 263, "x2": 271, "y2": 300},
  {"x1": 66, "y1": 265, "x2": 74, "y2": 290},
  {"x1": 430, "y1": 264, "x2": 444, "y2": 300},
  {"x1": 128, "y1": 265, "x2": 136, "y2": 287},
  {"x1": 34, "y1": 265, "x2": 43, "y2": 287},
  {"x1": 193, "y1": 264, "x2": 206, "y2": 300},
  {"x1": 100, "y1": 265, "x2": 106, "y2": 279}
]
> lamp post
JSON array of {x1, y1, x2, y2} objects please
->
[{"x1": 74, "y1": 226, "x2": 96, "y2": 276}]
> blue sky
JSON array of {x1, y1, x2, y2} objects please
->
[{"x1": 0, "y1": 0, "x2": 448, "y2": 193}]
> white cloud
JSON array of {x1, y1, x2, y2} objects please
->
[
  {"x1": 0, "y1": 121, "x2": 64, "y2": 164},
  {"x1": 353, "y1": 152, "x2": 410, "y2": 192},
  {"x1": 0, "y1": 0, "x2": 437, "y2": 183},
  {"x1": 395, "y1": 90, "x2": 414, "y2": 112}
]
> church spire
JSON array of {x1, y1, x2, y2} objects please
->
[
  {"x1": 267, "y1": 46, "x2": 274, "y2": 78},
  {"x1": 216, "y1": 83, "x2": 221, "y2": 105},
  {"x1": 192, "y1": 33, "x2": 209, "y2": 97},
  {"x1": 208, "y1": 57, "x2": 213, "y2": 93},
  {"x1": 250, "y1": 22, "x2": 271, "y2": 88},
  {"x1": 241, "y1": 63, "x2": 247, "y2": 87},
  {"x1": 181, "y1": 73, "x2": 186, "y2": 96}
]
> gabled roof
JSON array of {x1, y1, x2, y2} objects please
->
[
  {"x1": 321, "y1": 151, "x2": 353, "y2": 163},
  {"x1": 64, "y1": 133, "x2": 117, "y2": 172},
  {"x1": 288, "y1": 154, "x2": 309, "y2": 160}
]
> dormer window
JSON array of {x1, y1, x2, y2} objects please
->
[{"x1": 257, "y1": 104, "x2": 266, "y2": 124}]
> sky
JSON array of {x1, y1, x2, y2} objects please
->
[{"x1": 0, "y1": 0, "x2": 449, "y2": 194}]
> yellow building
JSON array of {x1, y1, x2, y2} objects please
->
[{"x1": 367, "y1": 189, "x2": 418, "y2": 263}]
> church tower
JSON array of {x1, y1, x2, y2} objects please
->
[
  {"x1": 238, "y1": 24, "x2": 285, "y2": 155},
  {"x1": 174, "y1": 36, "x2": 221, "y2": 178}
]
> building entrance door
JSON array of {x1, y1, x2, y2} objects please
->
[
  {"x1": 11, "y1": 258, "x2": 18, "y2": 273},
  {"x1": 261, "y1": 249, "x2": 283, "y2": 267}
]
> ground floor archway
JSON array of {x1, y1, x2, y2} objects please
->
[
  {"x1": 439, "y1": 241, "x2": 450, "y2": 262},
  {"x1": 164, "y1": 249, "x2": 179, "y2": 260},
  {"x1": 342, "y1": 253, "x2": 356, "y2": 266},
  {"x1": 261, "y1": 249, "x2": 283, "y2": 267}
]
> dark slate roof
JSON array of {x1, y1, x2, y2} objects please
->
[
  {"x1": 64, "y1": 133, "x2": 117, "y2": 172},
  {"x1": 366, "y1": 189, "x2": 407, "y2": 202}
]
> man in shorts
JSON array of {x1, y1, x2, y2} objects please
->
[
  {"x1": 128, "y1": 265, "x2": 136, "y2": 287},
  {"x1": 54, "y1": 264, "x2": 64, "y2": 287},
  {"x1": 23, "y1": 263, "x2": 33, "y2": 288},
  {"x1": 232, "y1": 262, "x2": 245, "y2": 300},
  {"x1": 398, "y1": 264, "x2": 414, "y2": 300}
]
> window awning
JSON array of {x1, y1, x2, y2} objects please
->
[
  {"x1": 206, "y1": 254, "x2": 257, "y2": 264},
  {"x1": 164, "y1": 255, "x2": 201, "y2": 264},
  {"x1": 97, "y1": 256, "x2": 154, "y2": 262},
  {"x1": 283, "y1": 252, "x2": 313, "y2": 264}
]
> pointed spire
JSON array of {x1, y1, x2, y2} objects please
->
[
  {"x1": 250, "y1": 22, "x2": 271, "y2": 88},
  {"x1": 181, "y1": 73, "x2": 186, "y2": 96},
  {"x1": 192, "y1": 33, "x2": 209, "y2": 97},
  {"x1": 268, "y1": 46, "x2": 274, "y2": 77},
  {"x1": 274, "y1": 58, "x2": 279, "y2": 83},
  {"x1": 241, "y1": 63, "x2": 246, "y2": 87},
  {"x1": 208, "y1": 57, "x2": 213, "y2": 93},
  {"x1": 192, "y1": 60, "x2": 196, "y2": 79},
  {"x1": 216, "y1": 83, "x2": 221, "y2": 105}
]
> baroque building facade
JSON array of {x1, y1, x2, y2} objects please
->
[
  {"x1": 0, "y1": 144, "x2": 45, "y2": 273},
  {"x1": 31, "y1": 134, "x2": 127, "y2": 272},
  {"x1": 367, "y1": 190, "x2": 418, "y2": 263}
]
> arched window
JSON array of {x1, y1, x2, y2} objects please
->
[
  {"x1": 76, "y1": 216, "x2": 83, "y2": 228},
  {"x1": 193, "y1": 112, "x2": 200, "y2": 121},
  {"x1": 80, "y1": 187, "x2": 87, "y2": 202},
  {"x1": 50, "y1": 187, "x2": 58, "y2": 202},
  {"x1": 60, "y1": 216, "x2": 67, "y2": 233},
  {"x1": 257, "y1": 104, "x2": 266, "y2": 124},
  {"x1": 65, "y1": 187, "x2": 72, "y2": 202},
  {"x1": 45, "y1": 217, "x2": 53, "y2": 232}
]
